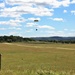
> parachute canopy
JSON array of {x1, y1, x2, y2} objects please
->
[{"x1": 34, "y1": 19, "x2": 39, "y2": 22}]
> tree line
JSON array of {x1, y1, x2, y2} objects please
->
[
  {"x1": 0, "y1": 35, "x2": 75, "y2": 44},
  {"x1": 0, "y1": 35, "x2": 34, "y2": 43},
  {"x1": 39, "y1": 40, "x2": 75, "y2": 44}
]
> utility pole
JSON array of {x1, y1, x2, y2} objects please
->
[{"x1": 0, "y1": 54, "x2": 1, "y2": 70}]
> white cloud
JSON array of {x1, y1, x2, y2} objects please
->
[
  {"x1": 8, "y1": 27, "x2": 21, "y2": 30},
  {"x1": 0, "y1": 18, "x2": 25, "y2": 26},
  {"x1": 42, "y1": 30, "x2": 65, "y2": 37},
  {"x1": 10, "y1": 18, "x2": 26, "y2": 23},
  {"x1": 0, "y1": 3, "x2": 5, "y2": 8},
  {"x1": 50, "y1": 30, "x2": 75, "y2": 37},
  {"x1": 0, "y1": 0, "x2": 71, "y2": 18},
  {"x1": 64, "y1": 29, "x2": 68, "y2": 31},
  {"x1": 70, "y1": 29, "x2": 75, "y2": 32},
  {"x1": 67, "y1": 32, "x2": 75, "y2": 36},
  {"x1": 61, "y1": 0, "x2": 70, "y2": 7},
  {"x1": 5, "y1": 0, "x2": 71, "y2": 8},
  {"x1": 32, "y1": 7, "x2": 54, "y2": 16},
  {"x1": 3, "y1": 0, "x2": 71, "y2": 18},
  {"x1": 0, "y1": 7, "x2": 22, "y2": 18},
  {"x1": 38, "y1": 25, "x2": 55, "y2": 30},
  {"x1": 0, "y1": 4, "x2": 54, "y2": 17},
  {"x1": 27, "y1": 17, "x2": 41, "y2": 21},
  {"x1": 50, "y1": 18, "x2": 64, "y2": 22},
  {"x1": 46, "y1": 30, "x2": 68, "y2": 37},
  {"x1": 26, "y1": 22, "x2": 55, "y2": 30},
  {"x1": 0, "y1": 17, "x2": 25, "y2": 27},
  {"x1": 0, "y1": 28, "x2": 6, "y2": 30},
  {"x1": 71, "y1": 0, "x2": 75, "y2": 4},
  {"x1": 0, "y1": 21, "x2": 20, "y2": 26},
  {"x1": 26, "y1": 22, "x2": 35, "y2": 27},
  {"x1": 25, "y1": 29, "x2": 33, "y2": 32},
  {"x1": 8, "y1": 31, "x2": 21, "y2": 36},
  {"x1": 63, "y1": 10, "x2": 67, "y2": 13},
  {"x1": 71, "y1": 10, "x2": 75, "y2": 15}
]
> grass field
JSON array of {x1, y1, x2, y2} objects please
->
[{"x1": 0, "y1": 43, "x2": 75, "y2": 75}]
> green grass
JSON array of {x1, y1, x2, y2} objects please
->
[{"x1": 0, "y1": 43, "x2": 75, "y2": 75}]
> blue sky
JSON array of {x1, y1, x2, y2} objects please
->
[{"x1": 0, "y1": 0, "x2": 75, "y2": 37}]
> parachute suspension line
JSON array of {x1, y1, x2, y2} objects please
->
[{"x1": 34, "y1": 19, "x2": 39, "y2": 31}]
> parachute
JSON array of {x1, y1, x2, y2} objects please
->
[
  {"x1": 34, "y1": 19, "x2": 39, "y2": 31},
  {"x1": 34, "y1": 19, "x2": 39, "y2": 22}
]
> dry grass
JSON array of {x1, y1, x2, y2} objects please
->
[{"x1": 0, "y1": 43, "x2": 75, "y2": 74}]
